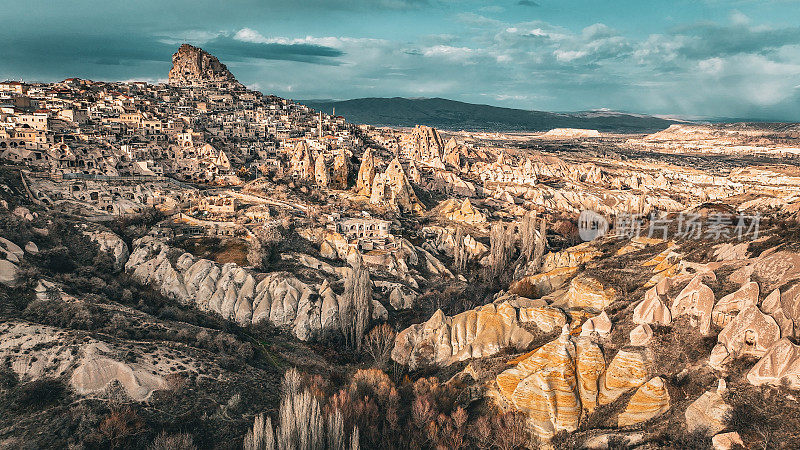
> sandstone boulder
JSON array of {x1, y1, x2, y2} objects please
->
[
  {"x1": 24, "y1": 241, "x2": 38, "y2": 255},
  {"x1": 598, "y1": 349, "x2": 650, "y2": 405},
  {"x1": 709, "y1": 305, "x2": 780, "y2": 370},
  {"x1": 580, "y1": 311, "x2": 612, "y2": 336},
  {"x1": 0, "y1": 259, "x2": 19, "y2": 287},
  {"x1": 495, "y1": 331, "x2": 604, "y2": 440},
  {"x1": 711, "y1": 281, "x2": 759, "y2": 327},
  {"x1": 518, "y1": 305, "x2": 567, "y2": 333},
  {"x1": 671, "y1": 275, "x2": 715, "y2": 335},
  {"x1": 746, "y1": 338, "x2": 800, "y2": 389},
  {"x1": 630, "y1": 323, "x2": 654, "y2": 346},
  {"x1": 557, "y1": 276, "x2": 617, "y2": 312},
  {"x1": 633, "y1": 285, "x2": 672, "y2": 326},
  {"x1": 617, "y1": 377, "x2": 670, "y2": 427},
  {"x1": 392, "y1": 301, "x2": 538, "y2": 368},
  {"x1": 685, "y1": 387, "x2": 731, "y2": 435},
  {"x1": 712, "y1": 432, "x2": 744, "y2": 450}
]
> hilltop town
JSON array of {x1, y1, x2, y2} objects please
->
[{"x1": 2, "y1": 45, "x2": 800, "y2": 450}]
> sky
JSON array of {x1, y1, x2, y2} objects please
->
[{"x1": 3, "y1": 0, "x2": 800, "y2": 120}]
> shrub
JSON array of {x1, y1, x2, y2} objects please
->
[
  {"x1": 11, "y1": 378, "x2": 65, "y2": 410},
  {"x1": 149, "y1": 431, "x2": 196, "y2": 450}
]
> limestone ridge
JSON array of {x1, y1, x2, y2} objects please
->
[{"x1": 168, "y1": 44, "x2": 238, "y2": 86}]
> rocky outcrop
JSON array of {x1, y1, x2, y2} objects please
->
[
  {"x1": 761, "y1": 288, "x2": 796, "y2": 338},
  {"x1": 0, "y1": 321, "x2": 187, "y2": 402},
  {"x1": 356, "y1": 148, "x2": 376, "y2": 195},
  {"x1": 392, "y1": 300, "x2": 554, "y2": 368},
  {"x1": 290, "y1": 141, "x2": 315, "y2": 181},
  {"x1": 168, "y1": 44, "x2": 237, "y2": 85},
  {"x1": 422, "y1": 226, "x2": 488, "y2": 261},
  {"x1": 85, "y1": 230, "x2": 129, "y2": 271},
  {"x1": 671, "y1": 275, "x2": 715, "y2": 335},
  {"x1": 556, "y1": 276, "x2": 617, "y2": 312},
  {"x1": 749, "y1": 250, "x2": 800, "y2": 291},
  {"x1": 617, "y1": 377, "x2": 670, "y2": 427},
  {"x1": 332, "y1": 149, "x2": 349, "y2": 189},
  {"x1": 370, "y1": 158, "x2": 422, "y2": 213},
  {"x1": 711, "y1": 281, "x2": 759, "y2": 327},
  {"x1": 685, "y1": 383, "x2": 731, "y2": 435},
  {"x1": 747, "y1": 338, "x2": 800, "y2": 388},
  {"x1": 541, "y1": 243, "x2": 602, "y2": 273},
  {"x1": 494, "y1": 331, "x2": 604, "y2": 439},
  {"x1": 633, "y1": 284, "x2": 672, "y2": 326},
  {"x1": 125, "y1": 237, "x2": 340, "y2": 340},
  {"x1": 433, "y1": 198, "x2": 486, "y2": 224},
  {"x1": 0, "y1": 236, "x2": 25, "y2": 286},
  {"x1": 598, "y1": 349, "x2": 650, "y2": 405},
  {"x1": 709, "y1": 305, "x2": 780, "y2": 370},
  {"x1": 314, "y1": 153, "x2": 330, "y2": 187},
  {"x1": 410, "y1": 125, "x2": 444, "y2": 162}
]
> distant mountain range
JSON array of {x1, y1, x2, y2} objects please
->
[{"x1": 300, "y1": 97, "x2": 683, "y2": 133}]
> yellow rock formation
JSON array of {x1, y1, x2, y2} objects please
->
[{"x1": 617, "y1": 377, "x2": 670, "y2": 426}]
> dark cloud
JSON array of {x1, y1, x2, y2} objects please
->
[
  {"x1": 670, "y1": 23, "x2": 800, "y2": 58},
  {"x1": 203, "y1": 35, "x2": 344, "y2": 65},
  {"x1": 0, "y1": 31, "x2": 344, "y2": 81},
  {"x1": 517, "y1": 0, "x2": 540, "y2": 7}
]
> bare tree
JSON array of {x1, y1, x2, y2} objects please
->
[
  {"x1": 340, "y1": 252, "x2": 373, "y2": 351},
  {"x1": 488, "y1": 222, "x2": 514, "y2": 281},
  {"x1": 520, "y1": 211, "x2": 537, "y2": 262},
  {"x1": 364, "y1": 323, "x2": 396, "y2": 369},
  {"x1": 453, "y1": 226, "x2": 468, "y2": 273},
  {"x1": 277, "y1": 384, "x2": 324, "y2": 450},
  {"x1": 350, "y1": 427, "x2": 360, "y2": 450},
  {"x1": 244, "y1": 414, "x2": 275, "y2": 450},
  {"x1": 532, "y1": 216, "x2": 547, "y2": 271},
  {"x1": 326, "y1": 409, "x2": 346, "y2": 450}
]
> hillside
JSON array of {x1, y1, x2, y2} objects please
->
[{"x1": 302, "y1": 97, "x2": 682, "y2": 133}]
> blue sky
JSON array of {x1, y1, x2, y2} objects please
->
[{"x1": 3, "y1": 0, "x2": 800, "y2": 120}]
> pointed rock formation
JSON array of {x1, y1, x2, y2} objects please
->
[
  {"x1": 410, "y1": 125, "x2": 444, "y2": 161},
  {"x1": 290, "y1": 141, "x2": 315, "y2": 181},
  {"x1": 671, "y1": 275, "x2": 715, "y2": 335},
  {"x1": 617, "y1": 377, "x2": 671, "y2": 427},
  {"x1": 332, "y1": 149, "x2": 349, "y2": 189},
  {"x1": 761, "y1": 288, "x2": 795, "y2": 338},
  {"x1": 711, "y1": 281, "x2": 759, "y2": 327},
  {"x1": 168, "y1": 44, "x2": 237, "y2": 85},
  {"x1": 495, "y1": 331, "x2": 605, "y2": 440},
  {"x1": 370, "y1": 158, "x2": 422, "y2": 213},
  {"x1": 747, "y1": 338, "x2": 800, "y2": 388},
  {"x1": 356, "y1": 148, "x2": 376, "y2": 195},
  {"x1": 598, "y1": 349, "x2": 650, "y2": 405},
  {"x1": 391, "y1": 301, "x2": 536, "y2": 368},
  {"x1": 708, "y1": 304, "x2": 780, "y2": 370},
  {"x1": 633, "y1": 285, "x2": 672, "y2": 326},
  {"x1": 314, "y1": 153, "x2": 330, "y2": 187}
]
